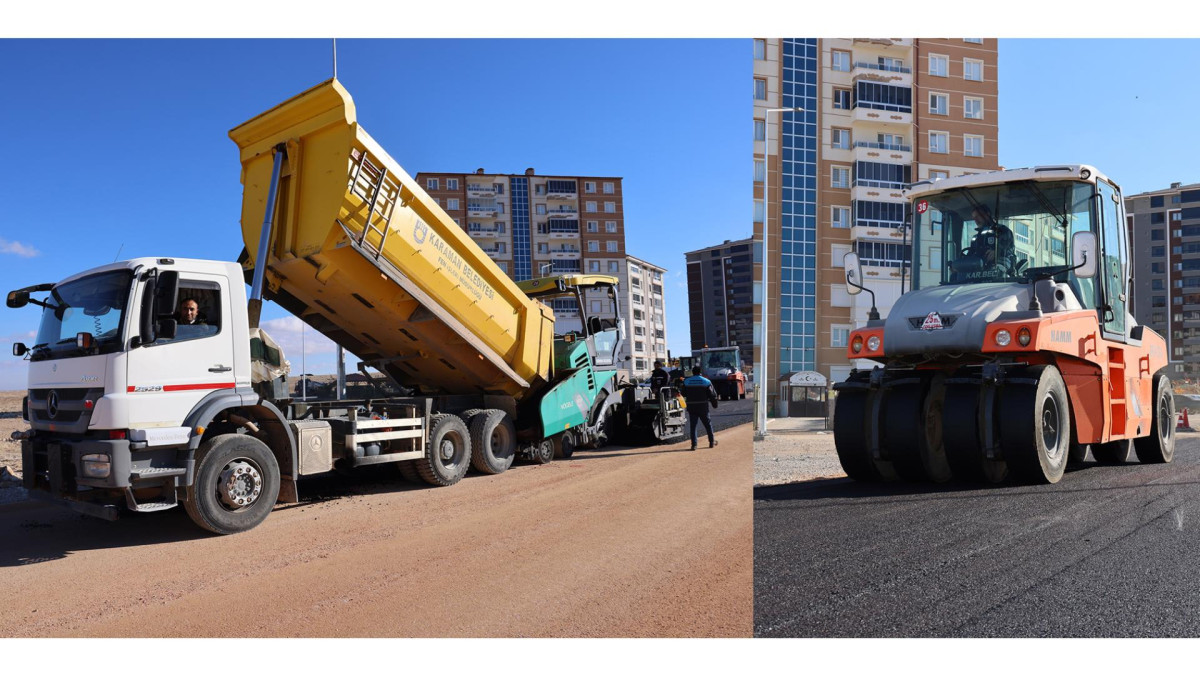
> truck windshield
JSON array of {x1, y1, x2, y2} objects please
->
[
  {"x1": 31, "y1": 270, "x2": 134, "y2": 361},
  {"x1": 912, "y1": 180, "x2": 1094, "y2": 290},
  {"x1": 701, "y1": 350, "x2": 739, "y2": 370}
]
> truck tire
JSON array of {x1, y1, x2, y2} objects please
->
[
  {"x1": 469, "y1": 409, "x2": 516, "y2": 475},
  {"x1": 1135, "y1": 373, "x2": 1176, "y2": 464},
  {"x1": 530, "y1": 439, "x2": 554, "y2": 465},
  {"x1": 184, "y1": 434, "x2": 280, "y2": 535},
  {"x1": 1000, "y1": 366, "x2": 1070, "y2": 484},
  {"x1": 414, "y1": 414, "x2": 471, "y2": 487},
  {"x1": 553, "y1": 431, "x2": 576, "y2": 459},
  {"x1": 1092, "y1": 438, "x2": 1132, "y2": 464}
]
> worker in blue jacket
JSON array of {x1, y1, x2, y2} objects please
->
[{"x1": 682, "y1": 365, "x2": 719, "y2": 450}]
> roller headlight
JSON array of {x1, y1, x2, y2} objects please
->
[
  {"x1": 867, "y1": 336, "x2": 881, "y2": 352},
  {"x1": 1017, "y1": 327, "x2": 1032, "y2": 347},
  {"x1": 851, "y1": 336, "x2": 863, "y2": 354},
  {"x1": 995, "y1": 330, "x2": 1012, "y2": 347}
]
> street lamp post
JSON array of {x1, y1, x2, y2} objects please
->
[{"x1": 755, "y1": 106, "x2": 803, "y2": 441}]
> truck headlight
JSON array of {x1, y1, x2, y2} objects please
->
[
  {"x1": 851, "y1": 336, "x2": 863, "y2": 353},
  {"x1": 995, "y1": 330, "x2": 1012, "y2": 347},
  {"x1": 867, "y1": 336, "x2": 881, "y2": 352},
  {"x1": 81, "y1": 453, "x2": 111, "y2": 479},
  {"x1": 1017, "y1": 327, "x2": 1032, "y2": 347}
]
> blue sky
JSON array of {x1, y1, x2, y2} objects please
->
[
  {"x1": 0, "y1": 38, "x2": 749, "y2": 389},
  {"x1": 2, "y1": 38, "x2": 1199, "y2": 390}
]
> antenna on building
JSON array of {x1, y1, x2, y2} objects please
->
[{"x1": 332, "y1": 38, "x2": 337, "y2": 79}]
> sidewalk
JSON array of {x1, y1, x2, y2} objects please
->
[{"x1": 764, "y1": 416, "x2": 829, "y2": 434}]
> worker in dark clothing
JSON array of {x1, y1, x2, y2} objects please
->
[
  {"x1": 649, "y1": 359, "x2": 671, "y2": 393},
  {"x1": 681, "y1": 365, "x2": 719, "y2": 450}
]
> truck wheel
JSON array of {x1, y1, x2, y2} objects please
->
[
  {"x1": 1135, "y1": 374, "x2": 1176, "y2": 464},
  {"x1": 833, "y1": 387, "x2": 896, "y2": 482},
  {"x1": 553, "y1": 431, "x2": 576, "y2": 459},
  {"x1": 530, "y1": 439, "x2": 554, "y2": 465},
  {"x1": 469, "y1": 409, "x2": 516, "y2": 475},
  {"x1": 184, "y1": 434, "x2": 280, "y2": 535},
  {"x1": 396, "y1": 460, "x2": 421, "y2": 483},
  {"x1": 414, "y1": 414, "x2": 471, "y2": 486},
  {"x1": 1093, "y1": 438, "x2": 1132, "y2": 464},
  {"x1": 1001, "y1": 366, "x2": 1070, "y2": 484},
  {"x1": 943, "y1": 375, "x2": 1008, "y2": 483}
]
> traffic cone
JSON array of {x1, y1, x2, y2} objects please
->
[{"x1": 1178, "y1": 408, "x2": 1191, "y2": 431}]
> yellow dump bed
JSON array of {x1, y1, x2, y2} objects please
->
[{"x1": 229, "y1": 80, "x2": 554, "y2": 398}]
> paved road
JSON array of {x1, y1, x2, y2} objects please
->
[
  {"x1": 755, "y1": 434, "x2": 1200, "y2": 637},
  {"x1": 0, "y1": 426, "x2": 751, "y2": 638}
]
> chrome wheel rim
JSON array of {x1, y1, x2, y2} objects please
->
[{"x1": 219, "y1": 459, "x2": 263, "y2": 510}]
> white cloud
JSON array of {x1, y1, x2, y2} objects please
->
[{"x1": 0, "y1": 238, "x2": 39, "y2": 258}]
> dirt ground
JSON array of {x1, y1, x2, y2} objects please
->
[
  {"x1": 0, "y1": 397, "x2": 752, "y2": 638},
  {"x1": 0, "y1": 392, "x2": 25, "y2": 482}
]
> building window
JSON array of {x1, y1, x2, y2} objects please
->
[
  {"x1": 535, "y1": 184, "x2": 546, "y2": 196},
  {"x1": 963, "y1": 97, "x2": 983, "y2": 119},
  {"x1": 831, "y1": 49, "x2": 851, "y2": 72},
  {"x1": 964, "y1": 134, "x2": 983, "y2": 158},
  {"x1": 832, "y1": 127, "x2": 851, "y2": 149},
  {"x1": 963, "y1": 38, "x2": 984, "y2": 44},
  {"x1": 754, "y1": 39, "x2": 766, "y2": 60},
  {"x1": 586, "y1": 201, "x2": 598, "y2": 213},
  {"x1": 589, "y1": 260, "x2": 600, "y2": 272},
  {"x1": 831, "y1": 325, "x2": 850, "y2": 348},
  {"x1": 604, "y1": 182, "x2": 615, "y2": 194},
  {"x1": 929, "y1": 92, "x2": 948, "y2": 116},
  {"x1": 604, "y1": 202, "x2": 616, "y2": 213},
  {"x1": 929, "y1": 54, "x2": 948, "y2": 77},
  {"x1": 587, "y1": 221, "x2": 598, "y2": 233},
  {"x1": 584, "y1": 181, "x2": 596, "y2": 193},
  {"x1": 605, "y1": 221, "x2": 617, "y2": 233},
  {"x1": 754, "y1": 78, "x2": 767, "y2": 100},
  {"x1": 754, "y1": 200, "x2": 765, "y2": 223},
  {"x1": 754, "y1": 159, "x2": 765, "y2": 182},
  {"x1": 832, "y1": 88, "x2": 851, "y2": 110},
  {"x1": 754, "y1": 119, "x2": 765, "y2": 141},
  {"x1": 446, "y1": 178, "x2": 458, "y2": 190},
  {"x1": 1153, "y1": 279, "x2": 1165, "y2": 290},
  {"x1": 929, "y1": 169, "x2": 949, "y2": 181},
  {"x1": 1152, "y1": 229, "x2": 1165, "y2": 241},
  {"x1": 535, "y1": 204, "x2": 546, "y2": 215},
  {"x1": 963, "y1": 59, "x2": 984, "y2": 82},
  {"x1": 832, "y1": 206, "x2": 851, "y2": 228},
  {"x1": 426, "y1": 178, "x2": 439, "y2": 190},
  {"x1": 587, "y1": 241, "x2": 598, "y2": 252},
  {"x1": 929, "y1": 131, "x2": 949, "y2": 154},
  {"x1": 608, "y1": 261, "x2": 619, "y2": 273},
  {"x1": 831, "y1": 166, "x2": 850, "y2": 189},
  {"x1": 1152, "y1": 246, "x2": 1165, "y2": 257},
  {"x1": 607, "y1": 241, "x2": 618, "y2": 253}
]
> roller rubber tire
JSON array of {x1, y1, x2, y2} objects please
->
[
  {"x1": 883, "y1": 374, "x2": 952, "y2": 483},
  {"x1": 184, "y1": 434, "x2": 280, "y2": 535},
  {"x1": 1135, "y1": 373, "x2": 1176, "y2": 464},
  {"x1": 414, "y1": 414, "x2": 472, "y2": 486},
  {"x1": 1093, "y1": 438, "x2": 1132, "y2": 464},
  {"x1": 1000, "y1": 365, "x2": 1070, "y2": 484},
  {"x1": 468, "y1": 409, "x2": 516, "y2": 475},
  {"x1": 833, "y1": 388, "x2": 896, "y2": 482},
  {"x1": 943, "y1": 377, "x2": 1008, "y2": 484}
]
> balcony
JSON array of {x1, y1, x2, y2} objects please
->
[
  {"x1": 852, "y1": 38, "x2": 913, "y2": 53},
  {"x1": 851, "y1": 61, "x2": 912, "y2": 87},
  {"x1": 851, "y1": 180, "x2": 906, "y2": 204},
  {"x1": 853, "y1": 140, "x2": 912, "y2": 165},
  {"x1": 851, "y1": 223, "x2": 906, "y2": 243},
  {"x1": 544, "y1": 247, "x2": 582, "y2": 259},
  {"x1": 546, "y1": 189, "x2": 578, "y2": 201},
  {"x1": 543, "y1": 207, "x2": 579, "y2": 218},
  {"x1": 479, "y1": 246, "x2": 508, "y2": 258},
  {"x1": 853, "y1": 105, "x2": 911, "y2": 126},
  {"x1": 467, "y1": 206, "x2": 499, "y2": 218},
  {"x1": 466, "y1": 184, "x2": 496, "y2": 197},
  {"x1": 467, "y1": 226, "x2": 505, "y2": 238}
]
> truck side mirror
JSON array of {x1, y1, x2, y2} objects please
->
[
  {"x1": 155, "y1": 270, "x2": 180, "y2": 317},
  {"x1": 6, "y1": 290, "x2": 28, "y2": 308},
  {"x1": 843, "y1": 252, "x2": 863, "y2": 296},
  {"x1": 1072, "y1": 231, "x2": 1097, "y2": 279},
  {"x1": 13, "y1": 343, "x2": 27, "y2": 356},
  {"x1": 157, "y1": 318, "x2": 178, "y2": 341}
]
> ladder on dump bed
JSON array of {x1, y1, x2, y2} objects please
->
[{"x1": 343, "y1": 148, "x2": 400, "y2": 258}]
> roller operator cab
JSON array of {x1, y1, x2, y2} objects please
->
[{"x1": 835, "y1": 165, "x2": 1175, "y2": 485}]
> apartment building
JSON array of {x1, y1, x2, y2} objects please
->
[
  {"x1": 753, "y1": 38, "x2": 999, "y2": 409},
  {"x1": 415, "y1": 168, "x2": 633, "y2": 367},
  {"x1": 620, "y1": 255, "x2": 669, "y2": 376},
  {"x1": 685, "y1": 238, "x2": 754, "y2": 355},
  {"x1": 1126, "y1": 181, "x2": 1200, "y2": 377}
]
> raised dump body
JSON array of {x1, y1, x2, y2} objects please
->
[{"x1": 229, "y1": 79, "x2": 554, "y2": 399}]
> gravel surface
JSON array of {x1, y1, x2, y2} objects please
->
[{"x1": 754, "y1": 431, "x2": 845, "y2": 487}]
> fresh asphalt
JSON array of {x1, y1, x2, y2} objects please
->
[{"x1": 754, "y1": 433, "x2": 1200, "y2": 637}]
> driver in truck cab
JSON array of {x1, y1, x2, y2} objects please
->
[
  {"x1": 950, "y1": 205, "x2": 1017, "y2": 282},
  {"x1": 177, "y1": 298, "x2": 206, "y2": 325}
]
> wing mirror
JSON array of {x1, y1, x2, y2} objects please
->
[
  {"x1": 843, "y1": 252, "x2": 863, "y2": 295},
  {"x1": 13, "y1": 343, "x2": 27, "y2": 356},
  {"x1": 1072, "y1": 231, "x2": 1097, "y2": 279},
  {"x1": 6, "y1": 290, "x2": 28, "y2": 308}
]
